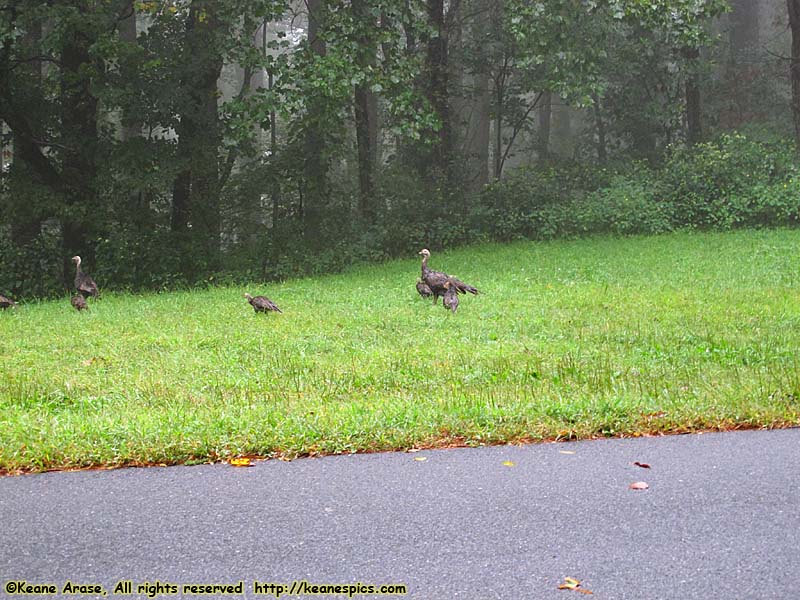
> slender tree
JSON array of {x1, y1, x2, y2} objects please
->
[
  {"x1": 302, "y1": 0, "x2": 329, "y2": 245},
  {"x1": 683, "y1": 46, "x2": 702, "y2": 146},
  {"x1": 352, "y1": 0, "x2": 378, "y2": 222},
  {"x1": 789, "y1": 0, "x2": 800, "y2": 150},
  {"x1": 424, "y1": 0, "x2": 453, "y2": 181}
]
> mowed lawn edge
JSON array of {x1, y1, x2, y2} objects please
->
[{"x1": 2, "y1": 229, "x2": 799, "y2": 474}]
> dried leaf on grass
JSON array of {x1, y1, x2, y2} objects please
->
[
  {"x1": 81, "y1": 356, "x2": 108, "y2": 366},
  {"x1": 229, "y1": 458, "x2": 253, "y2": 467}
]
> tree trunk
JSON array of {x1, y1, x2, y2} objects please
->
[
  {"x1": 9, "y1": 21, "x2": 43, "y2": 246},
  {"x1": 592, "y1": 93, "x2": 607, "y2": 165},
  {"x1": 453, "y1": 0, "x2": 489, "y2": 193},
  {"x1": 354, "y1": 85, "x2": 375, "y2": 221},
  {"x1": 469, "y1": 71, "x2": 490, "y2": 189},
  {"x1": 352, "y1": 0, "x2": 376, "y2": 223},
  {"x1": 730, "y1": 0, "x2": 760, "y2": 54},
  {"x1": 789, "y1": 0, "x2": 800, "y2": 150},
  {"x1": 119, "y1": 1, "x2": 152, "y2": 227},
  {"x1": 538, "y1": 90, "x2": 552, "y2": 160},
  {"x1": 493, "y1": 65, "x2": 504, "y2": 179},
  {"x1": 682, "y1": 46, "x2": 702, "y2": 147},
  {"x1": 302, "y1": 0, "x2": 329, "y2": 246},
  {"x1": 170, "y1": 1, "x2": 224, "y2": 272},
  {"x1": 425, "y1": 0, "x2": 451, "y2": 181},
  {"x1": 59, "y1": 4, "x2": 100, "y2": 281}
]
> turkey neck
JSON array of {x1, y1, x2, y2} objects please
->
[{"x1": 421, "y1": 255, "x2": 430, "y2": 277}]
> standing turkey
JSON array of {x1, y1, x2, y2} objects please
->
[
  {"x1": 244, "y1": 292, "x2": 282, "y2": 314},
  {"x1": 71, "y1": 295, "x2": 88, "y2": 311},
  {"x1": 72, "y1": 256, "x2": 99, "y2": 298},
  {"x1": 0, "y1": 294, "x2": 17, "y2": 309},
  {"x1": 442, "y1": 280, "x2": 459, "y2": 313},
  {"x1": 418, "y1": 248, "x2": 479, "y2": 305}
]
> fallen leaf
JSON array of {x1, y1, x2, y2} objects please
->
[
  {"x1": 414, "y1": 456, "x2": 427, "y2": 462},
  {"x1": 407, "y1": 448, "x2": 421, "y2": 453},
  {"x1": 629, "y1": 481, "x2": 649, "y2": 490},
  {"x1": 633, "y1": 461, "x2": 651, "y2": 469},
  {"x1": 559, "y1": 450, "x2": 576, "y2": 455},
  {"x1": 229, "y1": 458, "x2": 252, "y2": 467},
  {"x1": 502, "y1": 460, "x2": 515, "y2": 467},
  {"x1": 81, "y1": 356, "x2": 108, "y2": 366},
  {"x1": 643, "y1": 411, "x2": 667, "y2": 419},
  {"x1": 558, "y1": 577, "x2": 592, "y2": 594},
  {"x1": 559, "y1": 578, "x2": 580, "y2": 589}
]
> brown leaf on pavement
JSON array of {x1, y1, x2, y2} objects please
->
[
  {"x1": 558, "y1": 577, "x2": 593, "y2": 594},
  {"x1": 629, "y1": 481, "x2": 649, "y2": 490}
]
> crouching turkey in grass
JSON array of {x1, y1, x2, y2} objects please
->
[
  {"x1": 416, "y1": 279, "x2": 433, "y2": 299},
  {"x1": 442, "y1": 280, "x2": 459, "y2": 314},
  {"x1": 418, "y1": 248, "x2": 479, "y2": 305},
  {"x1": 244, "y1": 293, "x2": 282, "y2": 314},
  {"x1": 71, "y1": 295, "x2": 88, "y2": 311},
  {"x1": 0, "y1": 294, "x2": 16, "y2": 310}
]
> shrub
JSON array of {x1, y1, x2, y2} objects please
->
[
  {"x1": 660, "y1": 133, "x2": 797, "y2": 229},
  {"x1": 579, "y1": 172, "x2": 675, "y2": 235},
  {"x1": 474, "y1": 162, "x2": 613, "y2": 240}
]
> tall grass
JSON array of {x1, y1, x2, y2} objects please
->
[{"x1": 1, "y1": 229, "x2": 799, "y2": 472}]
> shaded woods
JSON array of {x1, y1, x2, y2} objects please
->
[{"x1": 1, "y1": 0, "x2": 796, "y2": 297}]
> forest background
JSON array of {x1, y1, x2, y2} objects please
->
[{"x1": 2, "y1": 0, "x2": 799, "y2": 297}]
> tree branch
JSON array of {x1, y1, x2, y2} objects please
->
[{"x1": 498, "y1": 91, "x2": 543, "y2": 176}]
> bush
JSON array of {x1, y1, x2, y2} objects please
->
[
  {"x1": 660, "y1": 133, "x2": 797, "y2": 229},
  {"x1": 475, "y1": 132, "x2": 800, "y2": 240},
  {"x1": 0, "y1": 227, "x2": 63, "y2": 299},
  {"x1": 578, "y1": 172, "x2": 675, "y2": 235},
  {"x1": 473, "y1": 162, "x2": 613, "y2": 240}
]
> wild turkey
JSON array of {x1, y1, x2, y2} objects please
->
[
  {"x1": 0, "y1": 294, "x2": 16, "y2": 309},
  {"x1": 72, "y1": 256, "x2": 99, "y2": 298},
  {"x1": 418, "y1": 248, "x2": 479, "y2": 305},
  {"x1": 416, "y1": 279, "x2": 433, "y2": 299},
  {"x1": 244, "y1": 292, "x2": 282, "y2": 314},
  {"x1": 442, "y1": 280, "x2": 459, "y2": 313},
  {"x1": 71, "y1": 295, "x2": 88, "y2": 311}
]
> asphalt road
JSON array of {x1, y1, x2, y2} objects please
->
[{"x1": 2, "y1": 429, "x2": 799, "y2": 600}]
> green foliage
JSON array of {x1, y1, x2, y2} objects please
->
[
  {"x1": 478, "y1": 133, "x2": 800, "y2": 239},
  {"x1": 474, "y1": 162, "x2": 614, "y2": 240},
  {"x1": 576, "y1": 173, "x2": 676, "y2": 235},
  {"x1": 0, "y1": 0, "x2": 788, "y2": 301},
  {"x1": 0, "y1": 228, "x2": 63, "y2": 299},
  {"x1": 661, "y1": 133, "x2": 799, "y2": 228},
  {"x1": 93, "y1": 226, "x2": 187, "y2": 291}
]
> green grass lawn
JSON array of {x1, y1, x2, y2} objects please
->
[{"x1": 2, "y1": 229, "x2": 799, "y2": 473}]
